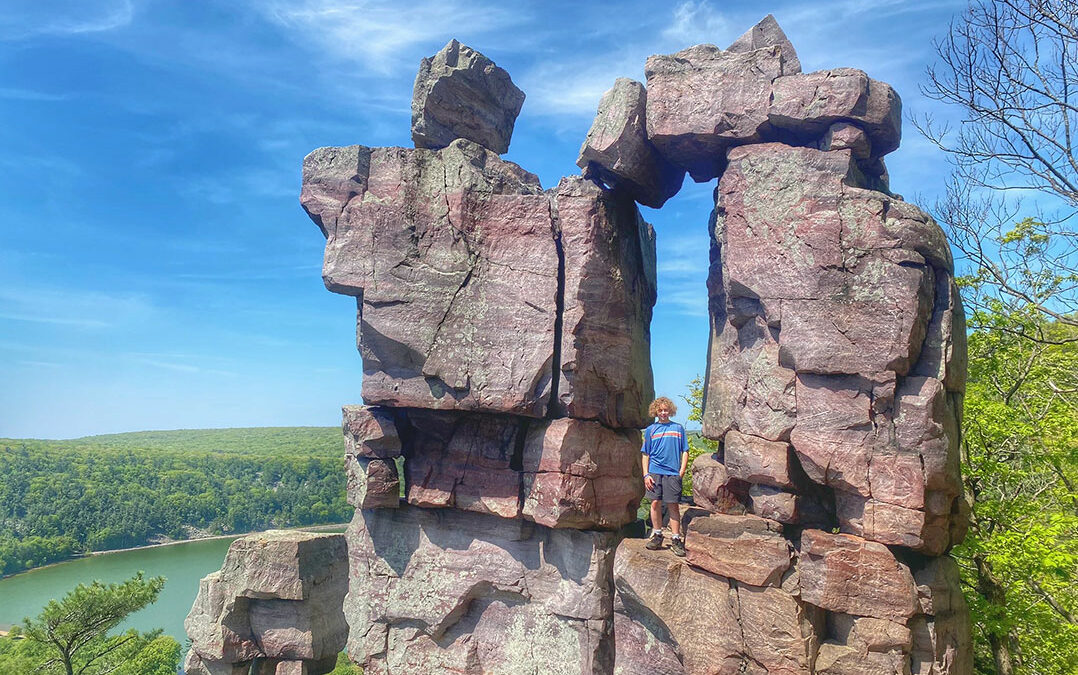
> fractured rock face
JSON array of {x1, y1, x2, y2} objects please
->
[
  {"x1": 184, "y1": 531, "x2": 348, "y2": 675},
  {"x1": 683, "y1": 510, "x2": 792, "y2": 586},
  {"x1": 577, "y1": 78, "x2": 685, "y2": 208},
  {"x1": 411, "y1": 39, "x2": 525, "y2": 154},
  {"x1": 554, "y1": 176, "x2": 657, "y2": 428},
  {"x1": 645, "y1": 44, "x2": 792, "y2": 181},
  {"x1": 726, "y1": 14, "x2": 802, "y2": 74},
  {"x1": 346, "y1": 505, "x2": 618, "y2": 675}
]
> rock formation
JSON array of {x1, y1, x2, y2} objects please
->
[
  {"x1": 187, "y1": 16, "x2": 972, "y2": 675},
  {"x1": 183, "y1": 531, "x2": 348, "y2": 675}
]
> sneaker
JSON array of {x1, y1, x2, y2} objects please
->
[
  {"x1": 670, "y1": 537, "x2": 686, "y2": 557},
  {"x1": 645, "y1": 532, "x2": 664, "y2": 550}
]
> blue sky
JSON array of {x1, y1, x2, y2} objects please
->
[{"x1": 0, "y1": 0, "x2": 972, "y2": 439}]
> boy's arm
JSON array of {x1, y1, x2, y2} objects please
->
[
  {"x1": 642, "y1": 453, "x2": 654, "y2": 489},
  {"x1": 679, "y1": 426, "x2": 689, "y2": 477}
]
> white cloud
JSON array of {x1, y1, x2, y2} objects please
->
[
  {"x1": 0, "y1": 286, "x2": 154, "y2": 330},
  {"x1": 260, "y1": 0, "x2": 525, "y2": 75},
  {"x1": 0, "y1": 0, "x2": 134, "y2": 40},
  {"x1": 0, "y1": 87, "x2": 69, "y2": 102},
  {"x1": 661, "y1": 1, "x2": 731, "y2": 47}
]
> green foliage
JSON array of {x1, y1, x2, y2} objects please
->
[
  {"x1": 0, "y1": 427, "x2": 350, "y2": 576},
  {"x1": 0, "y1": 572, "x2": 181, "y2": 675},
  {"x1": 328, "y1": 652, "x2": 364, "y2": 674},
  {"x1": 955, "y1": 306, "x2": 1078, "y2": 675},
  {"x1": 681, "y1": 376, "x2": 717, "y2": 496}
]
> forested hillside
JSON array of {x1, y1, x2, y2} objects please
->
[{"x1": 0, "y1": 427, "x2": 349, "y2": 576}]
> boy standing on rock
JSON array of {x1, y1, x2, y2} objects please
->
[{"x1": 641, "y1": 396, "x2": 689, "y2": 557}]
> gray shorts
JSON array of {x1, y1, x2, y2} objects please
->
[{"x1": 645, "y1": 473, "x2": 683, "y2": 504}]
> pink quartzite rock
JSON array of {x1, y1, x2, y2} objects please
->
[
  {"x1": 403, "y1": 409, "x2": 523, "y2": 518},
  {"x1": 723, "y1": 430, "x2": 794, "y2": 488},
  {"x1": 713, "y1": 144, "x2": 938, "y2": 378},
  {"x1": 301, "y1": 140, "x2": 557, "y2": 416},
  {"x1": 770, "y1": 68, "x2": 902, "y2": 157},
  {"x1": 749, "y1": 484, "x2": 799, "y2": 523},
  {"x1": 645, "y1": 44, "x2": 792, "y2": 181},
  {"x1": 345, "y1": 456, "x2": 400, "y2": 509},
  {"x1": 821, "y1": 122, "x2": 871, "y2": 159},
  {"x1": 299, "y1": 145, "x2": 370, "y2": 238},
  {"x1": 726, "y1": 14, "x2": 802, "y2": 75},
  {"x1": 521, "y1": 417, "x2": 644, "y2": 529},
  {"x1": 346, "y1": 505, "x2": 617, "y2": 675},
  {"x1": 554, "y1": 176, "x2": 657, "y2": 428},
  {"x1": 614, "y1": 538, "x2": 819, "y2": 675},
  {"x1": 683, "y1": 510, "x2": 792, "y2": 585},
  {"x1": 342, "y1": 405, "x2": 401, "y2": 458},
  {"x1": 613, "y1": 600, "x2": 687, "y2": 674},
  {"x1": 184, "y1": 531, "x2": 347, "y2": 675},
  {"x1": 910, "y1": 557, "x2": 974, "y2": 675},
  {"x1": 689, "y1": 452, "x2": 746, "y2": 513},
  {"x1": 815, "y1": 644, "x2": 907, "y2": 675},
  {"x1": 411, "y1": 40, "x2": 525, "y2": 154},
  {"x1": 799, "y1": 529, "x2": 919, "y2": 621},
  {"x1": 402, "y1": 410, "x2": 644, "y2": 527},
  {"x1": 577, "y1": 78, "x2": 685, "y2": 208}
]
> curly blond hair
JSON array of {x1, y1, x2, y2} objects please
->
[{"x1": 648, "y1": 396, "x2": 677, "y2": 419}]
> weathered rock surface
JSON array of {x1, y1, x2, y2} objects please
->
[
  {"x1": 726, "y1": 14, "x2": 802, "y2": 75},
  {"x1": 411, "y1": 39, "x2": 525, "y2": 154},
  {"x1": 749, "y1": 484, "x2": 800, "y2": 523},
  {"x1": 724, "y1": 430, "x2": 794, "y2": 488},
  {"x1": 399, "y1": 410, "x2": 643, "y2": 528},
  {"x1": 342, "y1": 405, "x2": 401, "y2": 458},
  {"x1": 614, "y1": 538, "x2": 819, "y2": 674},
  {"x1": 770, "y1": 68, "x2": 902, "y2": 157},
  {"x1": 184, "y1": 531, "x2": 347, "y2": 675},
  {"x1": 554, "y1": 176, "x2": 657, "y2": 428},
  {"x1": 346, "y1": 456, "x2": 400, "y2": 509},
  {"x1": 577, "y1": 78, "x2": 685, "y2": 208},
  {"x1": 683, "y1": 510, "x2": 792, "y2": 585},
  {"x1": 645, "y1": 44, "x2": 792, "y2": 181},
  {"x1": 689, "y1": 452, "x2": 746, "y2": 513},
  {"x1": 799, "y1": 530, "x2": 918, "y2": 621},
  {"x1": 346, "y1": 505, "x2": 618, "y2": 674},
  {"x1": 521, "y1": 417, "x2": 644, "y2": 529}
]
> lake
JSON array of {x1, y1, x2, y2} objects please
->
[{"x1": 0, "y1": 527, "x2": 346, "y2": 644}]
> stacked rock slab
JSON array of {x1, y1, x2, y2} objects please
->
[
  {"x1": 573, "y1": 15, "x2": 972, "y2": 675},
  {"x1": 183, "y1": 531, "x2": 348, "y2": 675},
  {"x1": 300, "y1": 40, "x2": 654, "y2": 674}
]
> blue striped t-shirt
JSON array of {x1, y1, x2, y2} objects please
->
[{"x1": 641, "y1": 422, "x2": 688, "y2": 475}]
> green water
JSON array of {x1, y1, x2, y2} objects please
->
[{"x1": 0, "y1": 537, "x2": 239, "y2": 643}]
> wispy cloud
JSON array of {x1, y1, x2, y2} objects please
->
[
  {"x1": 662, "y1": 1, "x2": 731, "y2": 47},
  {"x1": 260, "y1": 0, "x2": 526, "y2": 75},
  {"x1": 0, "y1": 286, "x2": 154, "y2": 330},
  {"x1": 1, "y1": 1, "x2": 134, "y2": 40},
  {"x1": 0, "y1": 87, "x2": 69, "y2": 102}
]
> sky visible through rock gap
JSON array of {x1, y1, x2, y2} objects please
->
[{"x1": 0, "y1": 0, "x2": 978, "y2": 438}]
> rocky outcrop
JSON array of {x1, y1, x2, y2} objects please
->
[
  {"x1": 183, "y1": 531, "x2": 347, "y2": 675},
  {"x1": 265, "y1": 20, "x2": 974, "y2": 675},
  {"x1": 411, "y1": 39, "x2": 525, "y2": 154}
]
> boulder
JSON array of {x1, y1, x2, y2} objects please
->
[
  {"x1": 554, "y1": 176, "x2": 657, "y2": 428},
  {"x1": 612, "y1": 601, "x2": 687, "y2": 674},
  {"x1": 689, "y1": 452, "x2": 745, "y2": 513},
  {"x1": 345, "y1": 456, "x2": 400, "y2": 509},
  {"x1": 799, "y1": 530, "x2": 919, "y2": 621},
  {"x1": 770, "y1": 68, "x2": 902, "y2": 156},
  {"x1": 683, "y1": 510, "x2": 792, "y2": 585},
  {"x1": 303, "y1": 140, "x2": 558, "y2": 417},
  {"x1": 748, "y1": 484, "x2": 799, "y2": 523},
  {"x1": 342, "y1": 405, "x2": 401, "y2": 458},
  {"x1": 821, "y1": 122, "x2": 871, "y2": 159},
  {"x1": 726, "y1": 14, "x2": 802, "y2": 75},
  {"x1": 577, "y1": 78, "x2": 685, "y2": 208},
  {"x1": 645, "y1": 44, "x2": 791, "y2": 181},
  {"x1": 614, "y1": 538, "x2": 818, "y2": 674},
  {"x1": 346, "y1": 505, "x2": 618, "y2": 674},
  {"x1": 411, "y1": 39, "x2": 525, "y2": 154},
  {"x1": 723, "y1": 430, "x2": 794, "y2": 488},
  {"x1": 184, "y1": 531, "x2": 348, "y2": 675},
  {"x1": 521, "y1": 417, "x2": 644, "y2": 529}
]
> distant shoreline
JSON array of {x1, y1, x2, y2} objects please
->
[{"x1": 0, "y1": 522, "x2": 350, "y2": 582}]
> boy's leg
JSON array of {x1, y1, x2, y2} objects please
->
[
  {"x1": 668, "y1": 502, "x2": 682, "y2": 537},
  {"x1": 650, "y1": 498, "x2": 664, "y2": 532}
]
